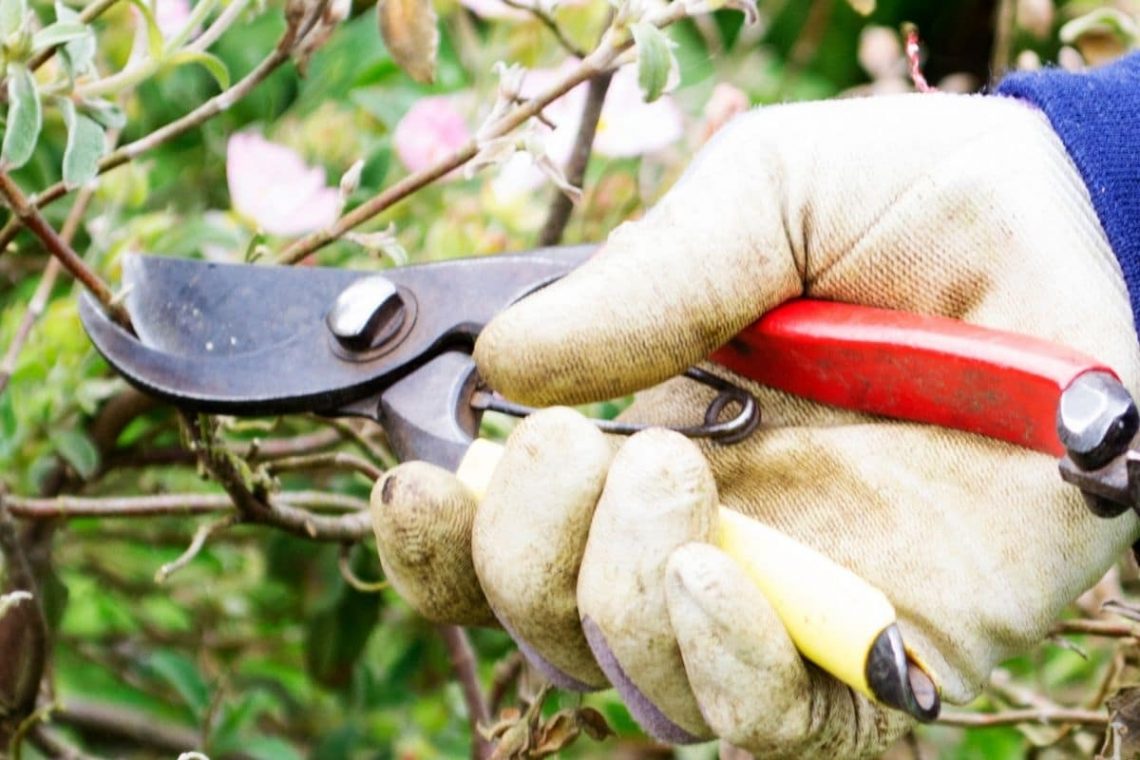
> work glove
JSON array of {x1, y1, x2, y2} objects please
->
[{"x1": 370, "y1": 92, "x2": 1140, "y2": 758}]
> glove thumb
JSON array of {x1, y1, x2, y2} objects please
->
[{"x1": 474, "y1": 127, "x2": 802, "y2": 406}]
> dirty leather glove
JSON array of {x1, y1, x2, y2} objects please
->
[{"x1": 370, "y1": 93, "x2": 1140, "y2": 758}]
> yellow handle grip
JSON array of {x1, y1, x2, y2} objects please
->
[{"x1": 454, "y1": 438, "x2": 907, "y2": 703}]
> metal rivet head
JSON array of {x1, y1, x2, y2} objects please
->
[
  {"x1": 1057, "y1": 371, "x2": 1139, "y2": 471},
  {"x1": 326, "y1": 275, "x2": 406, "y2": 352}
]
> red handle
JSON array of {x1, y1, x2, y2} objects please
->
[{"x1": 710, "y1": 299, "x2": 1116, "y2": 457}]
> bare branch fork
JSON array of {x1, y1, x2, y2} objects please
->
[{"x1": 180, "y1": 412, "x2": 371, "y2": 542}]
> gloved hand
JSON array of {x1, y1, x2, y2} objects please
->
[{"x1": 370, "y1": 92, "x2": 1140, "y2": 758}]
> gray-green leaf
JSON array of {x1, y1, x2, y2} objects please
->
[
  {"x1": 60, "y1": 99, "x2": 106, "y2": 188},
  {"x1": 2, "y1": 65, "x2": 42, "y2": 169},
  {"x1": 56, "y1": 4, "x2": 97, "y2": 80},
  {"x1": 31, "y1": 20, "x2": 89, "y2": 53},
  {"x1": 0, "y1": 0, "x2": 26, "y2": 38},
  {"x1": 630, "y1": 22, "x2": 679, "y2": 103},
  {"x1": 80, "y1": 98, "x2": 126, "y2": 130}
]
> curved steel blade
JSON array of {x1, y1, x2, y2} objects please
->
[{"x1": 80, "y1": 246, "x2": 593, "y2": 415}]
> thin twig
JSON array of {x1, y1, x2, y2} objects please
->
[
  {"x1": 0, "y1": 45, "x2": 293, "y2": 252},
  {"x1": 277, "y1": 6, "x2": 688, "y2": 264},
  {"x1": 1052, "y1": 619, "x2": 1140, "y2": 638},
  {"x1": 937, "y1": 707, "x2": 1108, "y2": 728},
  {"x1": 6, "y1": 490, "x2": 367, "y2": 519},
  {"x1": 990, "y1": 0, "x2": 1017, "y2": 84},
  {"x1": 307, "y1": 415, "x2": 396, "y2": 468},
  {"x1": 266, "y1": 451, "x2": 384, "y2": 481},
  {"x1": 537, "y1": 70, "x2": 612, "y2": 246},
  {"x1": 52, "y1": 700, "x2": 203, "y2": 756},
  {"x1": 0, "y1": 184, "x2": 96, "y2": 395},
  {"x1": 437, "y1": 625, "x2": 493, "y2": 760},
  {"x1": 787, "y1": 0, "x2": 831, "y2": 70},
  {"x1": 0, "y1": 171, "x2": 130, "y2": 328},
  {"x1": 337, "y1": 545, "x2": 388, "y2": 592},
  {"x1": 488, "y1": 651, "x2": 524, "y2": 715},
  {"x1": 188, "y1": 0, "x2": 254, "y2": 54},
  {"x1": 499, "y1": 0, "x2": 586, "y2": 58},
  {"x1": 154, "y1": 515, "x2": 236, "y2": 582}
]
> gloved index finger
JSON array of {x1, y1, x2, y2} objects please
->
[{"x1": 473, "y1": 130, "x2": 803, "y2": 407}]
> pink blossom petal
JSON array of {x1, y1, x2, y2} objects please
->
[
  {"x1": 155, "y1": 0, "x2": 193, "y2": 38},
  {"x1": 593, "y1": 65, "x2": 683, "y2": 158},
  {"x1": 226, "y1": 131, "x2": 340, "y2": 237},
  {"x1": 394, "y1": 96, "x2": 473, "y2": 177}
]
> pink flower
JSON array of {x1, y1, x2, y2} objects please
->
[
  {"x1": 394, "y1": 96, "x2": 473, "y2": 176},
  {"x1": 226, "y1": 132, "x2": 340, "y2": 237}
]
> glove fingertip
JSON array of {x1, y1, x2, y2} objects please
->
[
  {"x1": 665, "y1": 543, "x2": 812, "y2": 748},
  {"x1": 370, "y1": 462, "x2": 496, "y2": 627}
]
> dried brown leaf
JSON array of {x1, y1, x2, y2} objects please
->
[
  {"x1": 532, "y1": 711, "x2": 579, "y2": 756},
  {"x1": 489, "y1": 718, "x2": 531, "y2": 760},
  {"x1": 378, "y1": 0, "x2": 438, "y2": 84}
]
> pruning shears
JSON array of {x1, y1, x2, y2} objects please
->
[{"x1": 79, "y1": 245, "x2": 1140, "y2": 724}]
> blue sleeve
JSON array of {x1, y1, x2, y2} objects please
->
[{"x1": 996, "y1": 55, "x2": 1140, "y2": 330}]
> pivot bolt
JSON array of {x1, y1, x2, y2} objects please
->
[
  {"x1": 327, "y1": 275, "x2": 406, "y2": 353},
  {"x1": 1057, "y1": 371, "x2": 1139, "y2": 471}
]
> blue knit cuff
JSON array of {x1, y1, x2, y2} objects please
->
[{"x1": 996, "y1": 55, "x2": 1140, "y2": 330}]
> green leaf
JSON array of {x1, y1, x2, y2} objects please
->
[
  {"x1": 2, "y1": 65, "x2": 42, "y2": 169},
  {"x1": 630, "y1": 22, "x2": 680, "y2": 103},
  {"x1": 143, "y1": 649, "x2": 210, "y2": 717},
  {"x1": 31, "y1": 21, "x2": 89, "y2": 53},
  {"x1": 303, "y1": 553, "x2": 383, "y2": 690},
  {"x1": 238, "y1": 736, "x2": 303, "y2": 760},
  {"x1": 209, "y1": 690, "x2": 280, "y2": 754},
  {"x1": 0, "y1": 0, "x2": 26, "y2": 38},
  {"x1": 49, "y1": 429, "x2": 99, "y2": 478},
  {"x1": 59, "y1": 99, "x2": 106, "y2": 189},
  {"x1": 0, "y1": 392, "x2": 17, "y2": 457},
  {"x1": 166, "y1": 50, "x2": 231, "y2": 90},
  {"x1": 126, "y1": 0, "x2": 164, "y2": 59}
]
